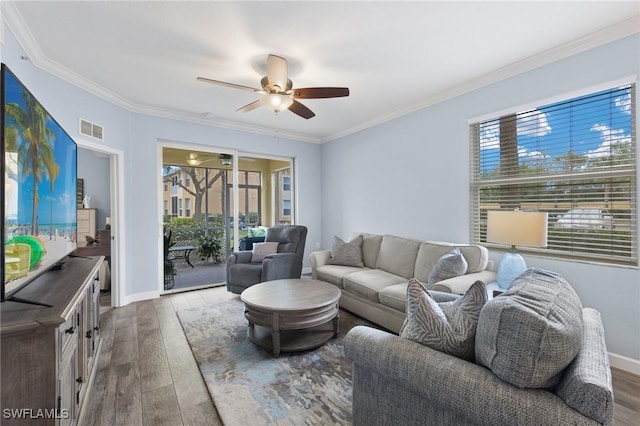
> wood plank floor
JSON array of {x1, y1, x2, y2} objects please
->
[{"x1": 82, "y1": 285, "x2": 640, "y2": 425}]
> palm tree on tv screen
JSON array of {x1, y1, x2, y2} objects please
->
[
  {"x1": 4, "y1": 125, "x2": 19, "y2": 182},
  {"x1": 6, "y1": 92, "x2": 59, "y2": 235}
]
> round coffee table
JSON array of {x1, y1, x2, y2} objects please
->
[{"x1": 240, "y1": 278, "x2": 341, "y2": 357}]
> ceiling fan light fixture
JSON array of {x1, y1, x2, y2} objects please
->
[
  {"x1": 186, "y1": 153, "x2": 202, "y2": 166},
  {"x1": 219, "y1": 154, "x2": 233, "y2": 167},
  {"x1": 262, "y1": 93, "x2": 293, "y2": 113}
]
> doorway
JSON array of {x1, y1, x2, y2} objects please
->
[
  {"x1": 76, "y1": 141, "x2": 123, "y2": 308},
  {"x1": 160, "y1": 146, "x2": 295, "y2": 293}
]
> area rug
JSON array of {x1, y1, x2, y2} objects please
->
[{"x1": 176, "y1": 299, "x2": 375, "y2": 425}]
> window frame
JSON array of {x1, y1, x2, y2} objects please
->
[{"x1": 470, "y1": 80, "x2": 638, "y2": 266}]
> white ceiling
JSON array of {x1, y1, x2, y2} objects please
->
[{"x1": 4, "y1": 1, "x2": 639, "y2": 143}]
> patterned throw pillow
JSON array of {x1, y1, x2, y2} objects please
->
[
  {"x1": 427, "y1": 248, "x2": 468, "y2": 288},
  {"x1": 251, "y1": 242, "x2": 279, "y2": 263},
  {"x1": 327, "y1": 235, "x2": 364, "y2": 268},
  {"x1": 400, "y1": 278, "x2": 487, "y2": 360}
]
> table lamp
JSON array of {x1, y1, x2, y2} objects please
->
[{"x1": 486, "y1": 210, "x2": 548, "y2": 290}]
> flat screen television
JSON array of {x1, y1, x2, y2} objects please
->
[{"x1": 1, "y1": 63, "x2": 77, "y2": 304}]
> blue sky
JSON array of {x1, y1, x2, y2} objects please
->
[
  {"x1": 479, "y1": 85, "x2": 632, "y2": 173},
  {"x1": 5, "y1": 68, "x2": 77, "y2": 226}
]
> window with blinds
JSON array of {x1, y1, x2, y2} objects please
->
[{"x1": 470, "y1": 84, "x2": 637, "y2": 265}]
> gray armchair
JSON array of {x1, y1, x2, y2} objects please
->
[{"x1": 226, "y1": 225, "x2": 308, "y2": 294}]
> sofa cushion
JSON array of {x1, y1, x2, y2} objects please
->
[
  {"x1": 315, "y1": 265, "x2": 364, "y2": 289},
  {"x1": 400, "y1": 279, "x2": 486, "y2": 360},
  {"x1": 555, "y1": 308, "x2": 613, "y2": 424},
  {"x1": 378, "y1": 282, "x2": 409, "y2": 312},
  {"x1": 376, "y1": 235, "x2": 421, "y2": 279},
  {"x1": 427, "y1": 248, "x2": 468, "y2": 288},
  {"x1": 327, "y1": 235, "x2": 364, "y2": 267},
  {"x1": 352, "y1": 232, "x2": 383, "y2": 268},
  {"x1": 475, "y1": 268, "x2": 583, "y2": 389},
  {"x1": 343, "y1": 269, "x2": 406, "y2": 302},
  {"x1": 250, "y1": 242, "x2": 279, "y2": 263}
]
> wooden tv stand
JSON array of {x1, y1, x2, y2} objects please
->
[{"x1": 1, "y1": 256, "x2": 104, "y2": 426}]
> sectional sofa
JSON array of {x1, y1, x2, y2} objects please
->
[{"x1": 310, "y1": 233, "x2": 496, "y2": 332}]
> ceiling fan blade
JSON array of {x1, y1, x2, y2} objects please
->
[
  {"x1": 267, "y1": 54, "x2": 288, "y2": 92},
  {"x1": 293, "y1": 87, "x2": 350, "y2": 99},
  {"x1": 288, "y1": 100, "x2": 315, "y2": 119},
  {"x1": 236, "y1": 99, "x2": 263, "y2": 113},
  {"x1": 197, "y1": 77, "x2": 261, "y2": 93}
]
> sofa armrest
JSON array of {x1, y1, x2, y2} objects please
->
[
  {"x1": 344, "y1": 326, "x2": 600, "y2": 426},
  {"x1": 431, "y1": 270, "x2": 497, "y2": 294},
  {"x1": 309, "y1": 250, "x2": 332, "y2": 279}
]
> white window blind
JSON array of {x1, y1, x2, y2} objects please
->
[{"x1": 470, "y1": 84, "x2": 637, "y2": 265}]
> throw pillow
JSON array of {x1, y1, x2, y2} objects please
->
[
  {"x1": 327, "y1": 235, "x2": 364, "y2": 268},
  {"x1": 475, "y1": 268, "x2": 583, "y2": 389},
  {"x1": 248, "y1": 226, "x2": 267, "y2": 238},
  {"x1": 251, "y1": 242, "x2": 279, "y2": 263},
  {"x1": 427, "y1": 248, "x2": 468, "y2": 288},
  {"x1": 400, "y1": 278, "x2": 486, "y2": 360}
]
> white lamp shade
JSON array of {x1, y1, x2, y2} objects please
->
[
  {"x1": 262, "y1": 93, "x2": 293, "y2": 112},
  {"x1": 486, "y1": 210, "x2": 548, "y2": 248}
]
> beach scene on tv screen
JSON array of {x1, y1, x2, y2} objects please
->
[{"x1": 4, "y1": 68, "x2": 77, "y2": 295}]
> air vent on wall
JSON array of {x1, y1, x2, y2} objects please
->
[{"x1": 79, "y1": 118, "x2": 104, "y2": 141}]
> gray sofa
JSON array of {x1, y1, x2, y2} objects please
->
[
  {"x1": 310, "y1": 233, "x2": 496, "y2": 332},
  {"x1": 344, "y1": 269, "x2": 614, "y2": 425}
]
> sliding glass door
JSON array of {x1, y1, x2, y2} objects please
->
[{"x1": 160, "y1": 147, "x2": 295, "y2": 292}]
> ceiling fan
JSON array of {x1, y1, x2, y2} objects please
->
[
  {"x1": 186, "y1": 152, "x2": 233, "y2": 167},
  {"x1": 197, "y1": 54, "x2": 349, "y2": 119}
]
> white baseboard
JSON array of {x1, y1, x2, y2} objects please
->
[
  {"x1": 609, "y1": 352, "x2": 640, "y2": 375},
  {"x1": 121, "y1": 290, "x2": 160, "y2": 306},
  {"x1": 302, "y1": 266, "x2": 312, "y2": 275}
]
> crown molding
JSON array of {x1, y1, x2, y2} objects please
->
[
  {"x1": 3, "y1": 1, "x2": 137, "y2": 109},
  {"x1": 2, "y1": 1, "x2": 321, "y2": 144},
  {"x1": 324, "y1": 16, "x2": 640, "y2": 144},
  {"x1": 130, "y1": 103, "x2": 322, "y2": 144},
  {"x1": 4, "y1": 1, "x2": 638, "y2": 146},
  {"x1": 0, "y1": 7, "x2": 5, "y2": 46}
]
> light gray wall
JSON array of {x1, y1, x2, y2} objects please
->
[
  {"x1": 321, "y1": 34, "x2": 640, "y2": 360},
  {"x1": 77, "y1": 148, "x2": 111, "y2": 230}
]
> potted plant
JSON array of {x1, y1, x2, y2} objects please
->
[
  {"x1": 163, "y1": 227, "x2": 176, "y2": 289},
  {"x1": 197, "y1": 231, "x2": 224, "y2": 264}
]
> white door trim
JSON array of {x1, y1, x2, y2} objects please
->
[{"x1": 76, "y1": 138, "x2": 124, "y2": 307}]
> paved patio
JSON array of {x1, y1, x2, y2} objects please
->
[{"x1": 170, "y1": 262, "x2": 227, "y2": 292}]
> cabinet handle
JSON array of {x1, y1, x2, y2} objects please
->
[
  {"x1": 86, "y1": 330, "x2": 92, "y2": 339},
  {"x1": 65, "y1": 326, "x2": 75, "y2": 334}
]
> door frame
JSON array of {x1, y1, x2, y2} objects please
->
[
  {"x1": 75, "y1": 138, "x2": 124, "y2": 308},
  {"x1": 157, "y1": 141, "x2": 296, "y2": 292}
]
